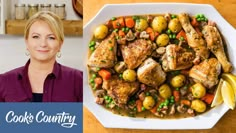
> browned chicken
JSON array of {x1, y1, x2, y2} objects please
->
[
  {"x1": 189, "y1": 58, "x2": 221, "y2": 88},
  {"x1": 137, "y1": 58, "x2": 166, "y2": 88},
  {"x1": 88, "y1": 33, "x2": 117, "y2": 68},
  {"x1": 161, "y1": 44, "x2": 195, "y2": 71},
  {"x1": 202, "y1": 25, "x2": 232, "y2": 72},
  {"x1": 120, "y1": 39, "x2": 154, "y2": 69},
  {"x1": 178, "y1": 13, "x2": 209, "y2": 62},
  {"x1": 102, "y1": 76, "x2": 139, "y2": 107}
]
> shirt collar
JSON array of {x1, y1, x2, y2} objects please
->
[{"x1": 17, "y1": 59, "x2": 61, "y2": 80}]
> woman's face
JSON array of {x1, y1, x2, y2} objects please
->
[{"x1": 25, "y1": 20, "x2": 62, "y2": 62}]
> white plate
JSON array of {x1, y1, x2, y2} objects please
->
[{"x1": 83, "y1": 3, "x2": 236, "y2": 129}]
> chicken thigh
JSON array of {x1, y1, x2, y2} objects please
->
[
  {"x1": 189, "y1": 58, "x2": 221, "y2": 88},
  {"x1": 88, "y1": 33, "x2": 117, "y2": 68},
  {"x1": 161, "y1": 44, "x2": 195, "y2": 71}
]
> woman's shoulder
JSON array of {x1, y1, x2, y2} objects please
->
[
  {"x1": 59, "y1": 64, "x2": 83, "y2": 77},
  {"x1": 1, "y1": 66, "x2": 24, "y2": 78}
]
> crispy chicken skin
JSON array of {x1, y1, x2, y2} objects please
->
[
  {"x1": 120, "y1": 39, "x2": 154, "y2": 69},
  {"x1": 137, "y1": 58, "x2": 166, "y2": 88},
  {"x1": 88, "y1": 33, "x2": 117, "y2": 68},
  {"x1": 178, "y1": 13, "x2": 209, "y2": 61},
  {"x1": 102, "y1": 76, "x2": 139, "y2": 107},
  {"x1": 202, "y1": 25, "x2": 232, "y2": 72},
  {"x1": 162, "y1": 44, "x2": 195, "y2": 71},
  {"x1": 189, "y1": 58, "x2": 221, "y2": 88}
]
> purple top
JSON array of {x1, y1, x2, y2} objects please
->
[{"x1": 0, "y1": 60, "x2": 83, "y2": 102}]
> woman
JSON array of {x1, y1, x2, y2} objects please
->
[{"x1": 0, "y1": 11, "x2": 83, "y2": 102}]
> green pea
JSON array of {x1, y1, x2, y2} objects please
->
[
  {"x1": 92, "y1": 74, "x2": 96, "y2": 79},
  {"x1": 90, "y1": 41, "x2": 95, "y2": 46},
  {"x1": 96, "y1": 67, "x2": 100, "y2": 71},
  {"x1": 172, "y1": 34, "x2": 176, "y2": 39},
  {"x1": 166, "y1": 29, "x2": 171, "y2": 34},
  {"x1": 90, "y1": 79, "x2": 94, "y2": 83},
  {"x1": 90, "y1": 47, "x2": 95, "y2": 51},
  {"x1": 169, "y1": 34, "x2": 173, "y2": 39},
  {"x1": 104, "y1": 95, "x2": 109, "y2": 100},
  {"x1": 146, "y1": 92, "x2": 150, "y2": 96},
  {"x1": 111, "y1": 17, "x2": 116, "y2": 21},
  {"x1": 176, "y1": 88, "x2": 179, "y2": 91},
  {"x1": 197, "y1": 18, "x2": 201, "y2": 21},
  {"x1": 179, "y1": 36, "x2": 184, "y2": 41},
  {"x1": 200, "y1": 17, "x2": 205, "y2": 21},
  {"x1": 133, "y1": 107, "x2": 137, "y2": 111},
  {"x1": 170, "y1": 99, "x2": 175, "y2": 103},
  {"x1": 142, "y1": 106, "x2": 146, "y2": 111}
]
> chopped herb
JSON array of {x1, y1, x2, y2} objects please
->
[
  {"x1": 109, "y1": 47, "x2": 113, "y2": 51},
  {"x1": 101, "y1": 60, "x2": 106, "y2": 63},
  {"x1": 132, "y1": 16, "x2": 139, "y2": 20}
]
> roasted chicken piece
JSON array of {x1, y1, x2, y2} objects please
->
[
  {"x1": 189, "y1": 58, "x2": 221, "y2": 88},
  {"x1": 178, "y1": 13, "x2": 209, "y2": 62},
  {"x1": 161, "y1": 44, "x2": 195, "y2": 71},
  {"x1": 202, "y1": 25, "x2": 232, "y2": 72},
  {"x1": 120, "y1": 39, "x2": 154, "y2": 69},
  {"x1": 88, "y1": 33, "x2": 117, "y2": 68},
  {"x1": 102, "y1": 76, "x2": 139, "y2": 107},
  {"x1": 137, "y1": 58, "x2": 166, "y2": 88}
]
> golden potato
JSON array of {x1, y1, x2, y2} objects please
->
[
  {"x1": 94, "y1": 24, "x2": 108, "y2": 39},
  {"x1": 168, "y1": 18, "x2": 182, "y2": 33},
  {"x1": 156, "y1": 34, "x2": 169, "y2": 47},
  {"x1": 171, "y1": 75, "x2": 186, "y2": 88},
  {"x1": 135, "y1": 19, "x2": 148, "y2": 31},
  {"x1": 159, "y1": 84, "x2": 172, "y2": 99},
  {"x1": 191, "y1": 99, "x2": 206, "y2": 113},
  {"x1": 122, "y1": 69, "x2": 137, "y2": 82},
  {"x1": 191, "y1": 83, "x2": 206, "y2": 98},
  {"x1": 151, "y1": 16, "x2": 167, "y2": 33},
  {"x1": 143, "y1": 96, "x2": 155, "y2": 110}
]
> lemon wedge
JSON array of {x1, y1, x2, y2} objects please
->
[
  {"x1": 211, "y1": 79, "x2": 223, "y2": 107},
  {"x1": 222, "y1": 73, "x2": 236, "y2": 97},
  {"x1": 221, "y1": 79, "x2": 235, "y2": 110}
]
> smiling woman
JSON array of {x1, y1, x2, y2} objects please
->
[{"x1": 0, "y1": 11, "x2": 83, "y2": 102}]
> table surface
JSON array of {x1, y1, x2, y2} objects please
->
[{"x1": 83, "y1": 0, "x2": 236, "y2": 132}]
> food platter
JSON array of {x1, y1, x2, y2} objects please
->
[{"x1": 83, "y1": 3, "x2": 236, "y2": 129}]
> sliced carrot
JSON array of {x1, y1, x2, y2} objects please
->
[
  {"x1": 195, "y1": 27, "x2": 203, "y2": 37},
  {"x1": 150, "y1": 104, "x2": 158, "y2": 114},
  {"x1": 201, "y1": 93, "x2": 214, "y2": 104},
  {"x1": 94, "y1": 77, "x2": 103, "y2": 85},
  {"x1": 125, "y1": 17, "x2": 135, "y2": 28},
  {"x1": 118, "y1": 30, "x2": 125, "y2": 37},
  {"x1": 191, "y1": 17, "x2": 199, "y2": 27},
  {"x1": 176, "y1": 30, "x2": 187, "y2": 41},
  {"x1": 173, "y1": 90, "x2": 180, "y2": 102},
  {"x1": 112, "y1": 17, "x2": 125, "y2": 29},
  {"x1": 98, "y1": 69, "x2": 111, "y2": 80},
  {"x1": 136, "y1": 99, "x2": 143, "y2": 112},
  {"x1": 181, "y1": 100, "x2": 191, "y2": 106},
  {"x1": 145, "y1": 27, "x2": 159, "y2": 41}
]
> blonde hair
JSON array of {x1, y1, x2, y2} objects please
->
[{"x1": 24, "y1": 11, "x2": 64, "y2": 43}]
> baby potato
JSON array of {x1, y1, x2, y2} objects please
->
[
  {"x1": 151, "y1": 16, "x2": 167, "y2": 33},
  {"x1": 156, "y1": 34, "x2": 169, "y2": 47},
  {"x1": 135, "y1": 18, "x2": 148, "y2": 31},
  {"x1": 171, "y1": 74, "x2": 186, "y2": 88},
  {"x1": 143, "y1": 96, "x2": 155, "y2": 110},
  {"x1": 159, "y1": 84, "x2": 172, "y2": 99},
  {"x1": 122, "y1": 69, "x2": 137, "y2": 82},
  {"x1": 94, "y1": 24, "x2": 108, "y2": 39},
  {"x1": 168, "y1": 18, "x2": 182, "y2": 33},
  {"x1": 191, "y1": 83, "x2": 206, "y2": 98},
  {"x1": 191, "y1": 99, "x2": 206, "y2": 113}
]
